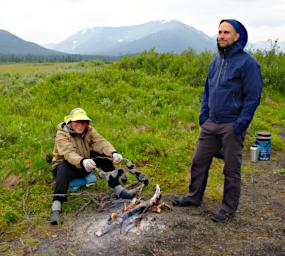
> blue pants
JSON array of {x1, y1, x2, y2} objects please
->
[{"x1": 53, "y1": 154, "x2": 114, "y2": 202}]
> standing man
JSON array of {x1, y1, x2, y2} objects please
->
[
  {"x1": 172, "y1": 19, "x2": 263, "y2": 222},
  {"x1": 50, "y1": 108, "x2": 123, "y2": 225}
]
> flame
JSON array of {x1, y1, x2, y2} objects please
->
[
  {"x1": 123, "y1": 198, "x2": 138, "y2": 212},
  {"x1": 111, "y1": 212, "x2": 116, "y2": 220}
]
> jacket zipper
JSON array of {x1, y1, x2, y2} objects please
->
[
  {"x1": 233, "y1": 93, "x2": 238, "y2": 108},
  {"x1": 80, "y1": 137, "x2": 88, "y2": 158},
  {"x1": 214, "y1": 57, "x2": 225, "y2": 120}
]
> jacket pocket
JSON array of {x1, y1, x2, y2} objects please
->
[{"x1": 232, "y1": 93, "x2": 242, "y2": 113}]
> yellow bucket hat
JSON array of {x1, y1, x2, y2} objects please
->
[{"x1": 64, "y1": 108, "x2": 91, "y2": 123}]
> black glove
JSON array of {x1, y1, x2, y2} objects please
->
[
  {"x1": 119, "y1": 170, "x2": 128, "y2": 184},
  {"x1": 135, "y1": 172, "x2": 149, "y2": 186},
  {"x1": 117, "y1": 186, "x2": 136, "y2": 199},
  {"x1": 107, "y1": 174, "x2": 120, "y2": 188},
  {"x1": 126, "y1": 161, "x2": 149, "y2": 186},
  {"x1": 103, "y1": 169, "x2": 126, "y2": 188}
]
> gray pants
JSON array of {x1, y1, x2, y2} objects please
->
[{"x1": 188, "y1": 119, "x2": 245, "y2": 213}]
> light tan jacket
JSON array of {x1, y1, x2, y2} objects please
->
[{"x1": 52, "y1": 123, "x2": 116, "y2": 170}]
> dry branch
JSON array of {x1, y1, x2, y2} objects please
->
[{"x1": 95, "y1": 184, "x2": 169, "y2": 237}]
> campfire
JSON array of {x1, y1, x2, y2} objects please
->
[{"x1": 95, "y1": 184, "x2": 171, "y2": 237}]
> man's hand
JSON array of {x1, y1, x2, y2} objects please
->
[
  {"x1": 83, "y1": 159, "x2": 96, "y2": 172},
  {"x1": 112, "y1": 153, "x2": 123, "y2": 164}
]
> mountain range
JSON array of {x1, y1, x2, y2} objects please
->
[
  {"x1": 45, "y1": 20, "x2": 217, "y2": 55},
  {"x1": 1, "y1": 20, "x2": 284, "y2": 56},
  {"x1": 0, "y1": 29, "x2": 61, "y2": 55}
]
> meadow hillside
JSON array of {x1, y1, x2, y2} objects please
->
[{"x1": 0, "y1": 48, "x2": 285, "y2": 243}]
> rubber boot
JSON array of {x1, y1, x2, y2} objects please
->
[{"x1": 50, "y1": 200, "x2": 62, "y2": 225}]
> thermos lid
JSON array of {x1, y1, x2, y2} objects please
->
[
  {"x1": 256, "y1": 131, "x2": 271, "y2": 137},
  {"x1": 256, "y1": 136, "x2": 271, "y2": 141}
]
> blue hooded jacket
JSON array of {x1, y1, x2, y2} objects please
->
[{"x1": 199, "y1": 19, "x2": 263, "y2": 135}]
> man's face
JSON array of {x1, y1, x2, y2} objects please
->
[
  {"x1": 71, "y1": 121, "x2": 89, "y2": 134},
  {"x1": 218, "y1": 22, "x2": 240, "y2": 48}
]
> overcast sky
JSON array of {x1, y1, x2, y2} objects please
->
[{"x1": 1, "y1": 0, "x2": 285, "y2": 44}]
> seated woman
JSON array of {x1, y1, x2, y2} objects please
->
[{"x1": 50, "y1": 108, "x2": 123, "y2": 225}]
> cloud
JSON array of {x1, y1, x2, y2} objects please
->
[
  {"x1": 1, "y1": 0, "x2": 285, "y2": 43},
  {"x1": 249, "y1": 18, "x2": 285, "y2": 27},
  {"x1": 63, "y1": 0, "x2": 88, "y2": 3}
]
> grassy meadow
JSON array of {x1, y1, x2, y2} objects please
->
[{"x1": 0, "y1": 49, "x2": 285, "y2": 243}]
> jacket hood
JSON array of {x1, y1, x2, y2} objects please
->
[
  {"x1": 57, "y1": 122, "x2": 75, "y2": 134},
  {"x1": 57, "y1": 122, "x2": 89, "y2": 136},
  {"x1": 220, "y1": 19, "x2": 248, "y2": 49}
]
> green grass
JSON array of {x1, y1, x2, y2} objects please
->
[
  {"x1": 0, "y1": 50, "x2": 285, "y2": 246},
  {"x1": 0, "y1": 63, "x2": 58, "y2": 74}
]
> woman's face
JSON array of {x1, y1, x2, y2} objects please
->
[{"x1": 70, "y1": 121, "x2": 89, "y2": 134}]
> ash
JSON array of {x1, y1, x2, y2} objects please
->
[{"x1": 73, "y1": 199, "x2": 167, "y2": 255}]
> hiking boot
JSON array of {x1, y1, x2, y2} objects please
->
[
  {"x1": 172, "y1": 196, "x2": 200, "y2": 207},
  {"x1": 210, "y1": 209, "x2": 234, "y2": 223},
  {"x1": 69, "y1": 178, "x2": 87, "y2": 192},
  {"x1": 85, "y1": 172, "x2": 97, "y2": 187}
]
